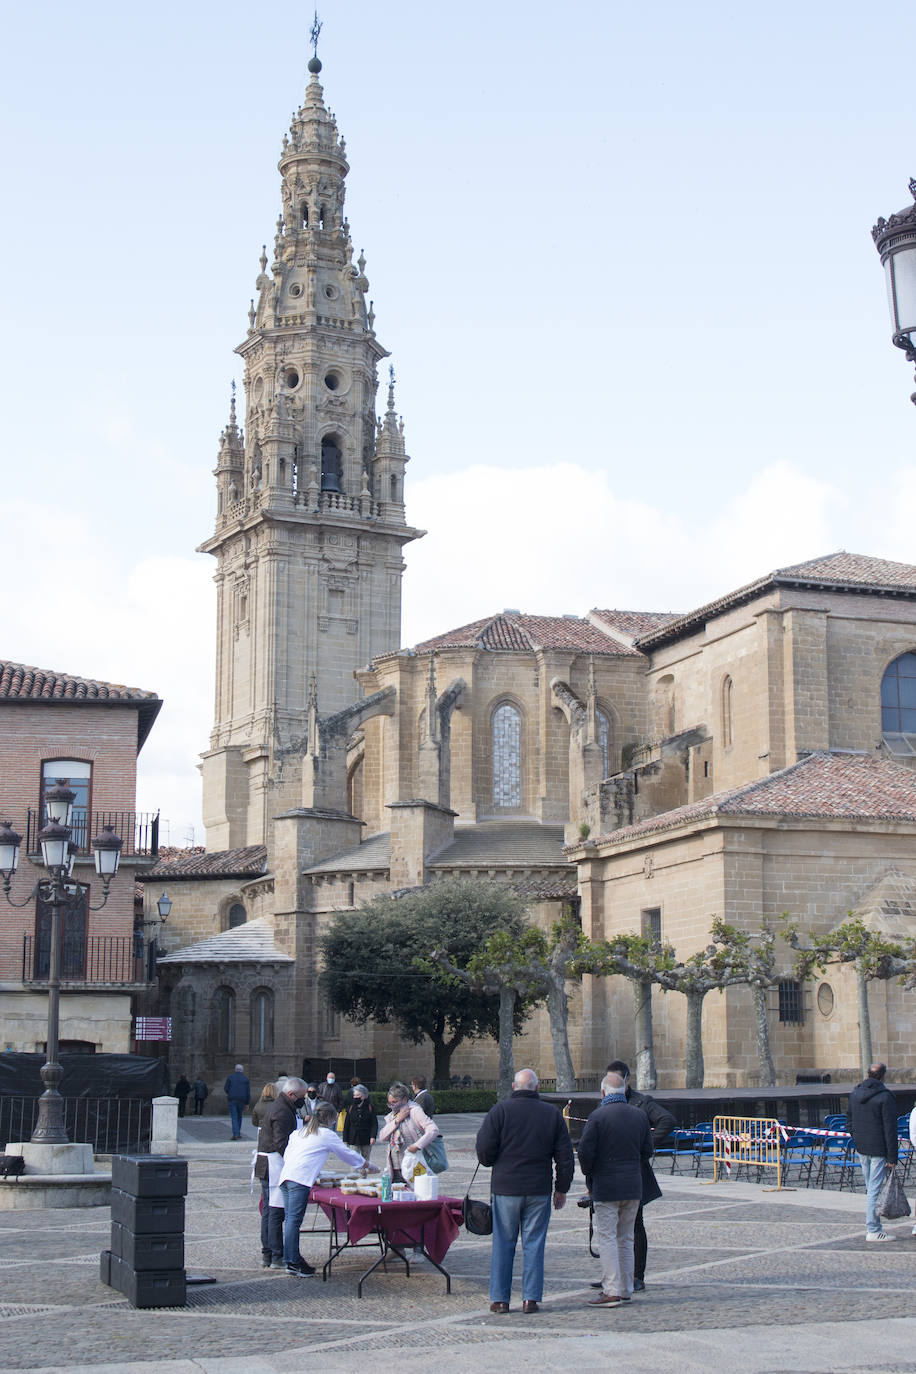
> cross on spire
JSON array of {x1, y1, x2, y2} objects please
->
[{"x1": 310, "y1": 10, "x2": 322, "y2": 59}]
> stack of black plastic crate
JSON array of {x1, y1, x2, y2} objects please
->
[{"x1": 100, "y1": 1155, "x2": 187, "y2": 1308}]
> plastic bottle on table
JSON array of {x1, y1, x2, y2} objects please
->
[{"x1": 380, "y1": 1170, "x2": 392, "y2": 1201}]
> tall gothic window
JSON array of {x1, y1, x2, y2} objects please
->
[
  {"x1": 722, "y1": 675, "x2": 734, "y2": 748},
  {"x1": 251, "y1": 988, "x2": 274, "y2": 1054},
  {"x1": 214, "y1": 987, "x2": 235, "y2": 1054},
  {"x1": 492, "y1": 702, "x2": 522, "y2": 810},
  {"x1": 881, "y1": 652, "x2": 916, "y2": 755},
  {"x1": 596, "y1": 708, "x2": 612, "y2": 777},
  {"x1": 321, "y1": 434, "x2": 342, "y2": 492}
]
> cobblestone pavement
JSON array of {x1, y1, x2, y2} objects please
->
[{"x1": 3, "y1": 1114, "x2": 916, "y2": 1373}]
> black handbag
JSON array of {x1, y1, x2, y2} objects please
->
[{"x1": 462, "y1": 1163, "x2": 493, "y2": 1235}]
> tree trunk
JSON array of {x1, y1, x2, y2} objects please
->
[
  {"x1": 856, "y1": 961, "x2": 873, "y2": 1078},
  {"x1": 685, "y1": 991, "x2": 705, "y2": 1089},
  {"x1": 633, "y1": 978, "x2": 657, "y2": 1091},
  {"x1": 432, "y1": 1030, "x2": 463, "y2": 1086},
  {"x1": 751, "y1": 983, "x2": 776, "y2": 1087},
  {"x1": 497, "y1": 986, "x2": 516, "y2": 1098},
  {"x1": 546, "y1": 976, "x2": 576, "y2": 1092}
]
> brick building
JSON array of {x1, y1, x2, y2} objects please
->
[{"x1": 0, "y1": 661, "x2": 161, "y2": 1054}]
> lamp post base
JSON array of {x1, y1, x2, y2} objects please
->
[{"x1": 30, "y1": 1060, "x2": 69, "y2": 1145}]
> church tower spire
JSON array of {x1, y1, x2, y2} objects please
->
[{"x1": 199, "y1": 52, "x2": 424, "y2": 849}]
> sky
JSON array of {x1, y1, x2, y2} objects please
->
[{"x1": 1, "y1": 0, "x2": 915, "y2": 845}]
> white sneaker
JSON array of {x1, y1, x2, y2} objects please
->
[{"x1": 866, "y1": 1231, "x2": 896, "y2": 1242}]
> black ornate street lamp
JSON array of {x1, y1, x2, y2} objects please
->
[
  {"x1": 0, "y1": 782, "x2": 122, "y2": 1145},
  {"x1": 872, "y1": 180, "x2": 916, "y2": 405}
]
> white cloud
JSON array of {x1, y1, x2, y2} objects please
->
[
  {"x1": 0, "y1": 501, "x2": 213, "y2": 845},
  {"x1": 402, "y1": 460, "x2": 842, "y2": 643}
]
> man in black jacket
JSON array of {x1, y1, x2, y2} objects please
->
[
  {"x1": 476, "y1": 1068, "x2": 575, "y2": 1315},
  {"x1": 606, "y1": 1058, "x2": 675, "y2": 1289},
  {"x1": 579, "y1": 1070, "x2": 653, "y2": 1306},
  {"x1": 848, "y1": 1061, "x2": 899, "y2": 1242},
  {"x1": 255, "y1": 1077, "x2": 314, "y2": 1272}
]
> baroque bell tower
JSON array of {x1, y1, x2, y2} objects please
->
[{"x1": 199, "y1": 51, "x2": 423, "y2": 850}]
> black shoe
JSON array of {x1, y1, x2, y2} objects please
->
[
  {"x1": 261, "y1": 1255, "x2": 272, "y2": 1268},
  {"x1": 290, "y1": 1258, "x2": 316, "y2": 1276},
  {"x1": 590, "y1": 1281, "x2": 603, "y2": 1288},
  {"x1": 633, "y1": 1278, "x2": 645, "y2": 1292}
]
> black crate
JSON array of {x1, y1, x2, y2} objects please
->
[
  {"x1": 111, "y1": 1155, "x2": 188, "y2": 1198},
  {"x1": 109, "y1": 1255, "x2": 186, "y2": 1309},
  {"x1": 111, "y1": 1188, "x2": 185, "y2": 1234},
  {"x1": 99, "y1": 1249, "x2": 112, "y2": 1286},
  {"x1": 117, "y1": 1230, "x2": 184, "y2": 1272}
]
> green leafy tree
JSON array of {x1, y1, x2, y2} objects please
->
[
  {"x1": 429, "y1": 913, "x2": 591, "y2": 1095},
  {"x1": 789, "y1": 916, "x2": 913, "y2": 1076},
  {"x1": 586, "y1": 920, "x2": 753, "y2": 1089},
  {"x1": 319, "y1": 879, "x2": 528, "y2": 1083}
]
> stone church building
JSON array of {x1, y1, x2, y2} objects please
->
[{"x1": 139, "y1": 57, "x2": 916, "y2": 1092}]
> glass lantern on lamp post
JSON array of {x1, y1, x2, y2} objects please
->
[
  {"x1": 0, "y1": 783, "x2": 123, "y2": 1144},
  {"x1": 872, "y1": 180, "x2": 916, "y2": 405}
]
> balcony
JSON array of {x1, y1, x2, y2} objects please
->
[
  {"x1": 26, "y1": 809, "x2": 159, "y2": 859},
  {"x1": 21, "y1": 934, "x2": 152, "y2": 986}
]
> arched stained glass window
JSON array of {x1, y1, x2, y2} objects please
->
[
  {"x1": 882, "y1": 653, "x2": 916, "y2": 732},
  {"x1": 596, "y1": 708, "x2": 612, "y2": 777},
  {"x1": 492, "y1": 702, "x2": 522, "y2": 810}
]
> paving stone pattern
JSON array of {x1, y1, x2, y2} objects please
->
[{"x1": 2, "y1": 1114, "x2": 916, "y2": 1373}]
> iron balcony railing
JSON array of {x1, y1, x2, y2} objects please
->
[
  {"x1": 25, "y1": 809, "x2": 159, "y2": 858},
  {"x1": 21, "y1": 934, "x2": 150, "y2": 985},
  {"x1": 0, "y1": 1095, "x2": 152, "y2": 1154}
]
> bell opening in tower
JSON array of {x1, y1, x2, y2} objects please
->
[{"x1": 321, "y1": 434, "x2": 343, "y2": 493}]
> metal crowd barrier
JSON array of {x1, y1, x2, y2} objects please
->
[{"x1": 0, "y1": 1096, "x2": 153, "y2": 1153}]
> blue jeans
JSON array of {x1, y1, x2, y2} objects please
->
[
  {"x1": 260, "y1": 1177, "x2": 284, "y2": 1261},
  {"x1": 858, "y1": 1153, "x2": 891, "y2": 1234},
  {"x1": 228, "y1": 1101, "x2": 244, "y2": 1136},
  {"x1": 280, "y1": 1180, "x2": 311, "y2": 1266},
  {"x1": 489, "y1": 1193, "x2": 552, "y2": 1303}
]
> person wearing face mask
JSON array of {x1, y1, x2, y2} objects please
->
[
  {"x1": 317, "y1": 1072, "x2": 342, "y2": 1112},
  {"x1": 301, "y1": 1084, "x2": 320, "y2": 1118},
  {"x1": 254, "y1": 1076, "x2": 315, "y2": 1272}
]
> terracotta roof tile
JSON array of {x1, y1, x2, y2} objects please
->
[
  {"x1": 582, "y1": 752, "x2": 916, "y2": 848},
  {"x1": 411, "y1": 612, "x2": 630, "y2": 656},
  {"x1": 637, "y1": 551, "x2": 916, "y2": 650},
  {"x1": 590, "y1": 609, "x2": 680, "y2": 637},
  {"x1": 138, "y1": 844, "x2": 267, "y2": 881},
  {"x1": 0, "y1": 659, "x2": 162, "y2": 748}
]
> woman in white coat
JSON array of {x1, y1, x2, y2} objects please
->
[{"x1": 279, "y1": 1102, "x2": 367, "y2": 1275}]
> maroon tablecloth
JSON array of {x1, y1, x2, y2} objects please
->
[{"x1": 310, "y1": 1187, "x2": 463, "y2": 1266}]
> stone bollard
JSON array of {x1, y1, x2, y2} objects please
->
[{"x1": 151, "y1": 1097, "x2": 179, "y2": 1156}]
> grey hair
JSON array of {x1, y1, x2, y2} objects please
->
[
  {"x1": 513, "y1": 1068, "x2": 539, "y2": 1091},
  {"x1": 601, "y1": 1071, "x2": 626, "y2": 1096},
  {"x1": 234, "y1": 1064, "x2": 244, "y2": 1073},
  {"x1": 281, "y1": 1076, "x2": 307, "y2": 1095},
  {"x1": 387, "y1": 1081, "x2": 410, "y2": 1102}
]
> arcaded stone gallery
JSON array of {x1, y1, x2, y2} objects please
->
[{"x1": 139, "y1": 57, "x2": 916, "y2": 1092}]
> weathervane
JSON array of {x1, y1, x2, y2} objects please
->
[{"x1": 310, "y1": 10, "x2": 322, "y2": 59}]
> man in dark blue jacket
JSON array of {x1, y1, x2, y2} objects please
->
[
  {"x1": 578, "y1": 1070, "x2": 652, "y2": 1306},
  {"x1": 476, "y1": 1068, "x2": 574, "y2": 1315},
  {"x1": 848, "y1": 1061, "x2": 899, "y2": 1242},
  {"x1": 224, "y1": 1064, "x2": 251, "y2": 1140}
]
